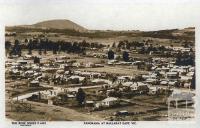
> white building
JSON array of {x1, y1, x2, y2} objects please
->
[{"x1": 101, "y1": 97, "x2": 119, "y2": 107}]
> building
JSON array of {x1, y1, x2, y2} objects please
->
[
  {"x1": 166, "y1": 72, "x2": 179, "y2": 80},
  {"x1": 167, "y1": 91, "x2": 194, "y2": 108},
  {"x1": 148, "y1": 87, "x2": 158, "y2": 95},
  {"x1": 101, "y1": 97, "x2": 119, "y2": 107},
  {"x1": 29, "y1": 80, "x2": 40, "y2": 87}
]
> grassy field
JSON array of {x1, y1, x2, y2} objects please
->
[
  {"x1": 91, "y1": 103, "x2": 167, "y2": 121},
  {"x1": 6, "y1": 33, "x2": 185, "y2": 47},
  {"x1": 6, "y1": 100, "x2": 103, "y2": 121},
  {"x1": 79, "y1": 65, "x2": 148, "y2": 76}
]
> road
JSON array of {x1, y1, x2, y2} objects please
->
[{"x1": 12, "y1": 84, "x2": 102, "y2": 101}]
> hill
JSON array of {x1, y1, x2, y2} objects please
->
[
  {"x1": 5, "y1": 19, "x2": 194, "y2": 42},
  {"x1": 32, "y1": 19, "x2": 87, "y2": 32}
]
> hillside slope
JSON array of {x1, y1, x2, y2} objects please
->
[{"x1": 32, "y1": 19, "x2": 87, "y2": 32}]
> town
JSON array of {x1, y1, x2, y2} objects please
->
[{"x1": 5, "y1": 22, "x2": 195, "y2": 121}]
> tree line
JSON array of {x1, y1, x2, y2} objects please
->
[{"x1": 5, "y1": 39, "x2": 105, "y2": 56}]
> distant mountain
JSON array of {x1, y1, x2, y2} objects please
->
[
  {"x1": 14, "y1": 19, "x2": 87, "y2": 32},
  {"x1": 33, "y1": 19, "x2": 87, "y2": 32}
]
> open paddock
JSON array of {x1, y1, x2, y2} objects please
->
[{"x1": 79, "y1": 65, "x2": 148, "y2": 76}]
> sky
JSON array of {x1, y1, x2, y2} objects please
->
[{"x1": 0, "y1": 0, "x2": 200, "y2": 31}]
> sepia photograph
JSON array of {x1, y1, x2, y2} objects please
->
[{"x1": 0, "y1": 0, "x2": 200, "y2": 128}]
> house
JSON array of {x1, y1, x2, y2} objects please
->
[
  {"x1": 40, "y1": 88, "x2": 65, "y2": 100},
  {"x1": 168, "y1": 61, "x2": 176, "y2": 68},
  {"x1": 189, "y1": 67, "x2": 195, "y2": 72},
  {"x1": 17, "y1": 60, "x2": 28, "y2": 65},
  {"x1": 94, "y1": 64, "x2": 104, "y2": 67},
  {"x1": 32, "y1": 64, "x2": 41, "y2": 71},
  {"x1": 167, "y1": 91, "x2": 194, "y2": 108},
  {"x1": 67, "y1": 94, "x2": 76, "y2": 99},
  {"x1": 101, "y1": 97, "x2": 119, "y2": 107},
  {"x1": 145, "y1": 78, "x2": 157, "y2": 84},
  {"x1": 40, "y1": 91, "x2": 51, "y2": 100},
  {"x1": 183, "y1": 82, "x2": 191, "y2": 88},
  {"x1": 166, "y1": 72, "x2": 179, "y2": 80},
  {"x1": 56, "y1": 69, "x2": 65, "y2": 74},
  {"x1": 85, "y1": 62, "x2": 95, "y2": 68},
  {"x1": 130, "y1": 82, "x2": 149, "y2": 94},
  {"x1": 33, "y1": 71, "x2": 42, "y2": 77},
  {"x1": 85, "y1": 100, "x2": 95, "y2": 107},
  {"x1": 168, "y1": 80, "x2": 178, "y2": 86},
  {"x1": 161, "y1": 67, "x2": 170, "y2": 72},
  {"x1": 148, "y1": 87, "x2": 158, "y2": 95},
  {"x1": 72, "y1": 62, "x2": 81, "y2": 67},
  {"x1": 91, "y1": 72, "x2": 101, "y2": 79},
  {"x1": 59, "y1": 64, "x2": 70, "y2": 69},
  {"x1": 95, "y1": 102, "x2": 102, "y2": 109},
  {"x1": 117, "y1": 76, "x2": 132, "y2": 84},
  {"x1": 24, "y1": 70, "x2": 35, "y2": 77},
  {"x1": 114, "y1": 110, "x2": 129, "y2": 116},
  {"x1": 55, "y1": 59, "x2": 66, "y2": 64},
  {"x1": 160, "y1": 80, "x2": 168, "y2": 86},
  {"x1": 29, "y1": 80, "x2": 40, "y2": 87},
  {"x1": 180, "y1": 76, "x2": 192, "y2": 82},
  {"x1": 68, "y1": 75, "x2": 85, "y2": 82},
  {"x1": 5, "y1": 61, "x2": 14, "y2": 67},
  {"x1": 137, "y1": 84, "x2": 149, "y2": 94},
  {"x1": 10, "y1": 69, "x2": 20, "y2": 75},
  {"x1": 107, "y1": 60, "x2": 118, "y2": 65},
  {"x1": 122, "y1": 82, "x2": 134, "y2": 87},
  {"x1": 12, "y1": 81, "x2": 28, "y2": 88},
  {"x1": 23, "y1": 54, "x2": 32, "y2": 60},
  {"x1": 48, "y1": 99, "x2": 53, "y2": 105},
  {"x1": 186, "y1": 72, "x2": 194, "y2": 77},
  {"x1": 58, "y1": 56, "x2": 69, "y2": 60},
  {"x1": 92, "y1": 79, "x2": 112, "y2": 85}
]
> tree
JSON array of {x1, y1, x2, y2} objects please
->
[
  {"x1": 108, "y1": 90, "x2": 122, "y2": 98},
  {"x1": 191, "y1": 72, "x2": 195, "y2": 89},
  {"x1": 12, "y1": 40, "x2": 21, "y2": 56},
  {"x1": 38, "y1": 43, "x2": 42, "y2": 55},
  {"x1": 76, "y1": 88, "x2": 86, "y2": 106},
  {"x1": 112, "y1": 76, "x2": 117, "y2": 83},
  {"x1": 52, "y1": 43, "x2": 58, "y2": 54},
  {"x1": 108, "y1": 50, "x2": 115, "y2": 60},
  {"x1": 25, "y1": 38, "x2": 28, "y2": 43},
  {"x1": 176, "y1": 52, "x2": 194, "y2": 66},
  {"x1": 57, "y1": 92, "x2": 68, "y2": 102},
  {"x1": 118, "y1": 41, "x2": 125, "y2": 48},
  {"x1": 58, "y1": 44, "x2": 62, "y2": 54},
  {"x1": 43, "y1": 38, "x2": 48, "y2": 54},
  {"x1": 38, "y1": 49, "x2": 42, "y2": 55},
  {"x1": 82, "y1": 78, "x2": 88, "y2": 86},
  {"x1": 5, "y1": 41, "x2": 11, "y2": 56},
  {"x1": 112, "y1": 42, "x2": 116, "y2": 48},
  {"x1": 123, "y1": 51, "x2": 129, "y2": 62},
  {"x1": 27, "y1": 39, "x2": 33, "y2": 55},
  {"x1": 34, "y1": 56, "x2": 40, "y2": 64},
  {"x1": 51, "y1": 96, "x2": 60, "y2": 105}
]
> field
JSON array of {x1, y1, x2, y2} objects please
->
[
  {"x1": 6, "y1": 33, "x2": 188, "y2": 47},
  {"x1": 85, "y1": 94, "x2": 168, "y2": 121},
  {"x1": 79, "y1": 65, "x2": 148, "y2": 76},
  {"x1": 6, "y1": 100, "x2": 103, "y2": 121}
]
